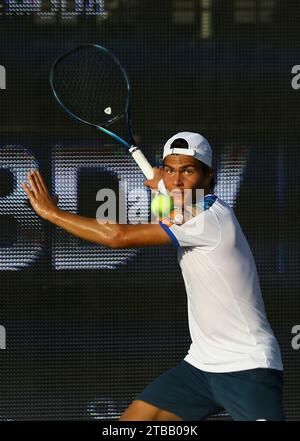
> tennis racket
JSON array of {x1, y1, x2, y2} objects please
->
[{"x1": 50, "y1": 44, "x2": 154, "y2": 179}]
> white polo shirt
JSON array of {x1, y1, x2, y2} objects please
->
[{"x1": 160, "y1": 196, "x2": 283, "y2": 373}]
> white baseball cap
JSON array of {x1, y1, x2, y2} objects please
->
[{"x1": 163, "y1": 132, "x2": 212, "y2": 167}]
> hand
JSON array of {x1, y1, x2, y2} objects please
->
[
  {"x1": 143, "y1": 167, "x2": 163, "y2": 190},
  {"x1": 21, "y1": 170, "x2": 59, "y2": 221}
]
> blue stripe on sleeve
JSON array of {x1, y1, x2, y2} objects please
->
[{"x1": 159, "y1": 221, "x2": 180, "y2": 248}]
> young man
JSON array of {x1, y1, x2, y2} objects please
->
[{"x1": 21, "y1": 132, "x2": 285, "y2": 421}]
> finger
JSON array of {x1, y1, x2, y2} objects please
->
[
  {"x1": 154, "y1": 168, "x2": 163, "y2": 176},
  {"x1": 36, "y1": 170, "x2": 48, "y2": 193},
  {"x1": 21, "y1": 181, "x2": 35, "y2": 200},
  {"x1": 31, "y1": 171, "x2": 43, "y2": 194},
  {"x1": 27, "y1": 171, "x2": 39, "y2": 198},
  {"x1": 143, "y1": 181, "x2": 154, "y2": 189}
]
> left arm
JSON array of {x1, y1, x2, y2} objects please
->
[{"x1": 21, "y1": 170, "x2": 172, "y2": 249}]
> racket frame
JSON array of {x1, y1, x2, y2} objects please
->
[{"x1": 50, "y1": 44, "x2": 154, "y2": 178}]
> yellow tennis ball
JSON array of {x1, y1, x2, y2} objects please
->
[{"x1": 151, "y1": 194, "x2": 174, "y2": 218}]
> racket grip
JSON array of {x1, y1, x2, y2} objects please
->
[{"x1": 129, "y1": 146, "x2": 154, "y2": 179}]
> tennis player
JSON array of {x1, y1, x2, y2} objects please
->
[{"x1": 21, "y1": 132, "x2": 285, "y2": 421}]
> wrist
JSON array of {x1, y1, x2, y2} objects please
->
[{"x1": 47, "y1": 206, "x2": 62, "y2": 223}]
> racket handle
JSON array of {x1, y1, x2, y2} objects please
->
[{"x1": 129, "y1": 146, "x2": 154, "y2": 179}]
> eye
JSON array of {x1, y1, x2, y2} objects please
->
[{"x1": 184, "y1": 169, "x2": 194, "y2": 175}]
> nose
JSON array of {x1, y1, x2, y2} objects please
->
[{"x1": 173, "y1": 171, "x2": 184, "y2": 186}]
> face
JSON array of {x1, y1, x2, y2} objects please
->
[{"x1": 163, "y1": 154, "x2": 213, "y2": 204}]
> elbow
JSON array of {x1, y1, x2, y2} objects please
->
[
  {"x1": 107, "y1": 227, "x2": 126, "y2": 249},
  {"x1": 109, "y1": 238, "x2": 124, "y2": 249},
  {"x1": 108, "y1": 227, "x2": 137, "y2": 249}
]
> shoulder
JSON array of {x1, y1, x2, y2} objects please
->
[
  {"x1": 211, "y1": 197, "x2": 232, "y2": 211},
  {"x1": 209, "y1": 197, "x2": 235, "y2": 222}
]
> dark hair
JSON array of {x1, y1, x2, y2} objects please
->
[
  {"x1": 197, "y1": 161, "x2": 215, "y2": 191},
  {"x1": 170, "y1": 138, "x2": 189, "y2": 150}
]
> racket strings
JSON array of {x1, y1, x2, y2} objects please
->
[{"x1": 52, "y1": 45, "x2": 128, "y2": 126}]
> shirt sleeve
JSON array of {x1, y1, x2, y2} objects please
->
[{"x1": 159, "y1": 209, "x2": 221, "y2": 249}]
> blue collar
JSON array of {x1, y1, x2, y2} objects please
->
[
  {"x1": 204, "y1": 194, "x2": 217, "y2": 210},
  {"x1": 186, "y1": 194, "x2": 217, "y2": 216}
]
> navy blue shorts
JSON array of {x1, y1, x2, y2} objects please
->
[{"x1": 135, "y1": 360, "x2": 285, "y2": 421}]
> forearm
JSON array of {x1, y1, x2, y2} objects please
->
[
  {"x1": 21, "y1": 170, "x2": 171, "y2": 249},
  {"x1": 48, "y1": 208, "x2": 121, "y2": 247}
]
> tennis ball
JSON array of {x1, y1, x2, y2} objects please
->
[{"x1": 151, "y1": 194, "x2": 174, "y2": 218}]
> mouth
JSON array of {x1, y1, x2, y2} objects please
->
[{"x1": 169, "y1": 187, "x2": 185, "y2": 193}]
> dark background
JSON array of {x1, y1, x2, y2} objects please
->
[{"x1": 0, "y1": 0, "x2": 299, "y2": 420}]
